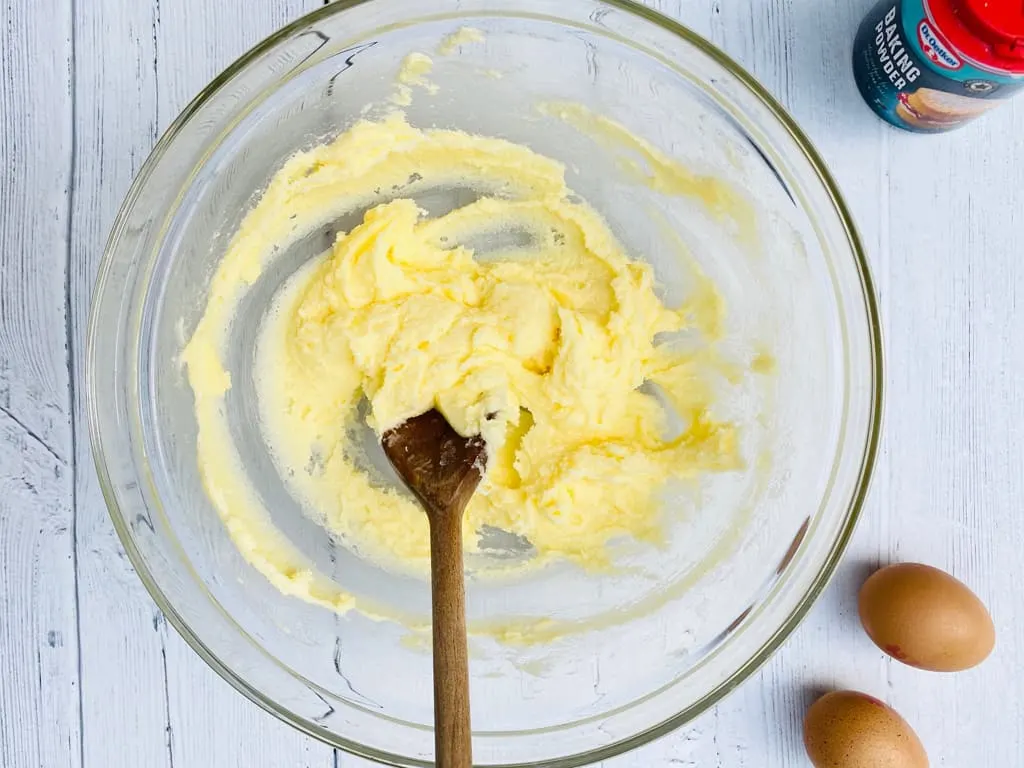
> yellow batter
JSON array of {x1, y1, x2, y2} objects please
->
[{"x1": 183, "y1": 109, "x2": 741, "y2": 600}]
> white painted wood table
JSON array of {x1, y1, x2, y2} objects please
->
[{"x1": 2, "y1": 0, "x2": 1022, "y2": 765}]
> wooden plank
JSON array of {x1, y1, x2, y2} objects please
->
[
  {"x1": 66, "y1": 0, "x2": 338, "y2": 765},
  {"x1": 68, "y1": 1, "x2": 174, "y2": 763},
  {"x1": 875, "y1": 98, "x2": 1024, "y2": 767},
  {"x1": 0, "y1": 0, "x2": 74, "y2": 453},
  {"x1": 0, "y1": 419, "x2": 79, "y2": 768},
  {"x1": 0, "y1": 1, "x2": 81, "y2": 767},
  {"x1": 150, "y1": 2, "x2": 338, "y2": 766}
]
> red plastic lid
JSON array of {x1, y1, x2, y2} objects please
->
[{"x1": 927, "y1": 0, "x2": 1024, "y2": 73}]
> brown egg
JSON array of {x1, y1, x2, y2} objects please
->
[
  {"x1": 804, "y1": 690, "x2": 928, "y2": 768},
  {"x1": 858, "y1": 562, "x2": 995, "y2": 671}
]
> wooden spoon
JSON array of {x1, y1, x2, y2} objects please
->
[{"x1": 382, "y1": 408, "x2": 486, "y2": 768}]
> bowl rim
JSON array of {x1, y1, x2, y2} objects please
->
[{"x1": 87, "y1": 0, "x2": 884, "y2": 765}]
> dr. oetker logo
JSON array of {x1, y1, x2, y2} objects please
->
[{"x1": 918, "y1": 19, "x2": 962, "y2": 70}]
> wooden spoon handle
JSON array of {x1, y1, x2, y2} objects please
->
[{"x1": 429, "y1": 511, "x2": 472, "y2": 768}]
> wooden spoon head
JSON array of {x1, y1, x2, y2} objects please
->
[{"x1": 382, "y1": 409, "x2": 487, "y2": 521}]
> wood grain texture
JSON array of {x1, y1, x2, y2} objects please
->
[
  {"x1": 0, "y1": 2, "x2": 81, "y2": 768},
  {"x1": 0, "y1": 415, "x2": 79, "y2": 768},
  {"x1": 1, "y1": 0, "x2": 1022, "y2": 766},
  {"x1": 0, "y1": 0, "x2": 74, "y2": 456},
  {"x1": 70, "y1": 3, "x2": 181, "y2": 764},
  {"x1": 428, "y1": 513, "x2": 473, "y2": 768}
]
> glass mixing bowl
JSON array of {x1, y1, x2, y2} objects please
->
[{"x1": 87, "y1": 0, "x2": 882, "y2": 765}]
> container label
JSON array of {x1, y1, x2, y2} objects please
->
[
  {"x1": 917, "y1": 19, "x2": 962, "y2": 70},
  {"x1": 853, "y1": 0, "x2": 1024, "y2": 132}
]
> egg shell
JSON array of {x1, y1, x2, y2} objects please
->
[
  {"x1": 804, "y1": 690, "x2": 928, "y2": 768},
  {"x1": 858, "y1": 562, "x2": 995, "y2": 672}
]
